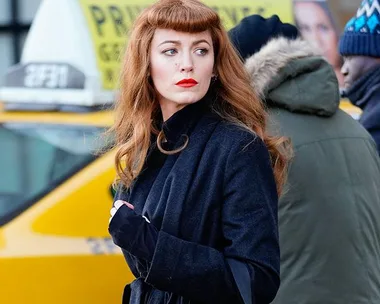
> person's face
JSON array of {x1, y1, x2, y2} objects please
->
[
  {"x1": 149, "y1": 29, "x2": 215, "y2": 120},
  {"x1": 341, "y1": 56, "x2": 380, "y2": 90},
  {"x1": 294, "y1": 2, "x2": 339, "y2": 67}
]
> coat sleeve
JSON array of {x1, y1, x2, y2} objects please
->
[{"x1": 144, "y1": 134, "x2": 280, "y2": 303}]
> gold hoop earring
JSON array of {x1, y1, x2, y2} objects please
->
[{"x1": 156, "y1": 130, "x2": 189, "y2": 155}]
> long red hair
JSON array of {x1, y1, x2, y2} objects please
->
[{"x1": 110, "y1": 0, "x2": 290, "y2": 194}]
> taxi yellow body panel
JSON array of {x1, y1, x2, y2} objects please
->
[
  {"x1": 0, "y1": 230, "x2": 5, "y2": 249},
  {"x1": 0, "y1": 107, "x2": 134, "y2": 303},
  {"x1": 0, "y1": 105, "x2": 114, "y2": 126},
  {"x1": 31, "y1": 151, "x2": 116, "y2": 237},
  {"x1": 340, "y1": 99, "x2": 362, "y2": 120},
  {"x1": 0, "y1": 255, "x2": 130, "y2": 303}
]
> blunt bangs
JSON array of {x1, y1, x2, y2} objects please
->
[{"x1": 146, "y1": 0, "x2": 221, "y2": 33}]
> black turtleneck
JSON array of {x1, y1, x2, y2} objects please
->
[{"x1": 162, "y1": 97, "x2": 211, "y2": 147}]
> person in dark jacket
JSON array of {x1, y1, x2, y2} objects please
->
[
  {"x1": 339, "y1": 0, "x2": 380, "y2": 153},
  {"x1": 230, "y1": 14, "x2": 380, "y2": 304},
  {"x1": 107, "y1": 0, "x2": 289, "y2": 303}
]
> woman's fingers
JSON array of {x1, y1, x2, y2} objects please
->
[
  {"x1": 110, "y1": 207, "x2": 117, "y2": 216},
  {"x1": 114, "y1": 200, "x2": 125, "y2": 209},
  {"x1": 125, "y1": 202, "x2": 135, "y2": 210},
  {"x1": 109, "y1": 200, "x2": 135, "y2": 224}
]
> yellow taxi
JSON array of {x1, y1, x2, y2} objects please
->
[
  {"x1": 0, "y1": 107, "x2": 133, "y2": 303},
  {"x1": 0, "y1": 0, "x2": 140, "y2": 302},
  {"x1": 0, "y1": 0, "x2": 361, "y2": 303}
]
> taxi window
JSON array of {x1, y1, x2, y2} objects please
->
[{"x1": 0, "y1": 123, "x2": 108, "y2": 226}]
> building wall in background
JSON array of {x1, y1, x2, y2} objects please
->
[
  {"x1": 0, "y1": 0, "x2": 12, "y2": 82},
  {"x1": 19, "y1": 0, "x2": 42, "y2": 23},
  {"x1": 0, "y1": 0, "x2": 41, "y2": 85},
  {"x1": 330, "y1": 0, "x2": 362, "y2": 31},
  {"x1": 0, "y1": 1, "x2": 11, "y2": 24}
]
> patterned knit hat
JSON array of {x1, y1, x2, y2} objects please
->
[{"x1": 339, "y1": 0, "x2": 380, "y2": 57}]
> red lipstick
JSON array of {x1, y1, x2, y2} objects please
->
[{"x1": 176, "y1": 78, "x2": 198, "y2": 88}]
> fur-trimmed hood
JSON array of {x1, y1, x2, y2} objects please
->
[{"x1": 244, "y1": 37, "x2": 340, "y2": 117}]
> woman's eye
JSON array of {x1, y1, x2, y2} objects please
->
[
  {"x1": 163, "y1": 49, "x2": 177, "y2": 56},
  {"x1": 195, "y1": 48, "x2": 208, "y2": 55}
]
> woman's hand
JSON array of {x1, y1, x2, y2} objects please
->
[
  {"x1": 109, "y1": 200, "x2": 134, "y2": 223},
  {"x1": 108, "y1": 200, "x2": 158, "y2": 262}
]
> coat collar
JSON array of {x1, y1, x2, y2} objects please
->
[
  {"x1": 162, "y1": 92, "x2": 212, "y2": 145},
  {"x1": 344, "y1": 66, "x2": 380, "y2": 109}
]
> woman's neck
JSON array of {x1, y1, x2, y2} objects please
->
[{"x1": 159, "y1": 100, "x2": 192, "y2": 122}]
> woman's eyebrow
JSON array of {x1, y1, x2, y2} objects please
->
[
  {"x1": 158, "y1": 40, "x2": 180, "y2": 46},
  {"x1": 158, "y1": 39, "x2": 211, "y2": 47},
  {"x1": 192, "y1": 39, "x2": 211, "y2": 46}
]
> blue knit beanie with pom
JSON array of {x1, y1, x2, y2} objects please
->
[{"x1": 339, "y1": 0, "x2": 380, "y2": 57}]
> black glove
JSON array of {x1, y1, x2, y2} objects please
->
[{"x1": 109, "y1": 205, "x2": 158, "y2": 262}]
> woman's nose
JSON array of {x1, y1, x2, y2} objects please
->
[
  {"x1": 181, "y1": 65, "x2": 194, "y2": 72},
  {"x1": 179, "y1": 53, "x2": 194, "y2": 73}
]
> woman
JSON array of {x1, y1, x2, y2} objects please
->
[
  {"x1": 293, "y1": 0, "x2": 344, "y2": 87},
  {"x1": 108, "y1": 0, "x2": 289, "y2": 303}
]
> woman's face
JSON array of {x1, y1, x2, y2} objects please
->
[
  {"x1": 149, "y1": 29, "x2": 215, "y2": 120},
  {"x1": 294, "y1": 2, "x2": 340, "y2": 68}
]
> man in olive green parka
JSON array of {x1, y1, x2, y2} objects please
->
[{"x1": 230, "y1": 15, "x2": 380, "y2": 303}]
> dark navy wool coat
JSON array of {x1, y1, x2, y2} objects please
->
[{"x1": 115, "y1": 97, "x2": 280, "y2": 304}]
